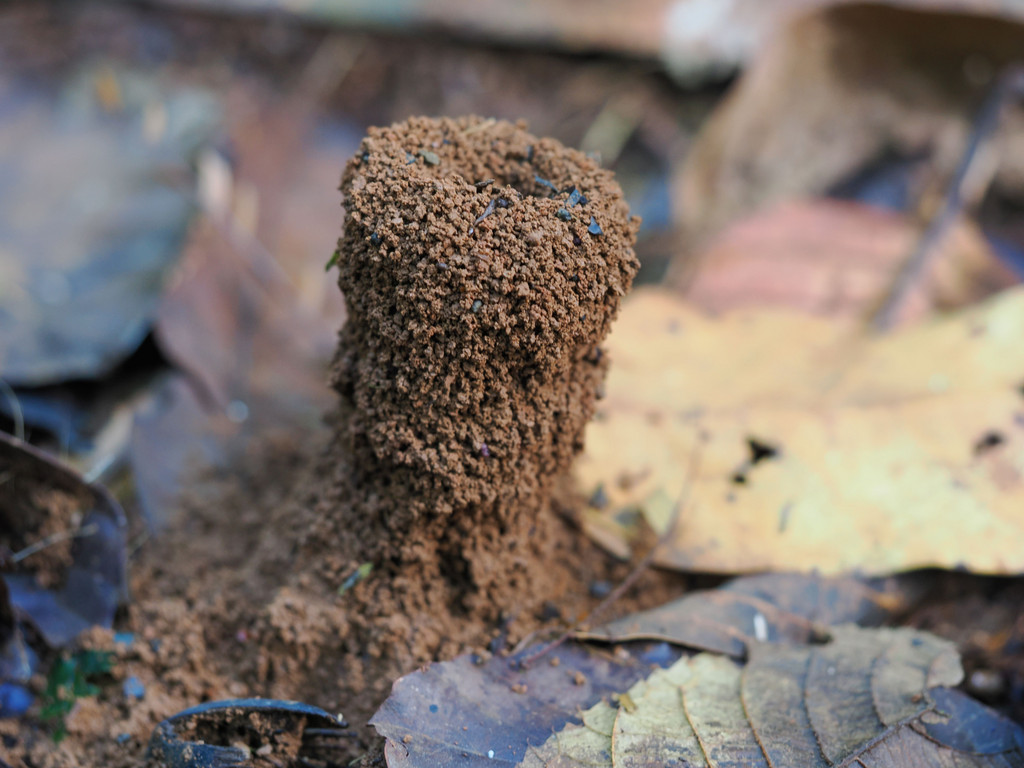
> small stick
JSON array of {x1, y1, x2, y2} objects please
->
[
  {"x1": 127, "y1": 530, "x2": 151, "y2": 561},
  {"x1": 84, "y1": 451, "x2": 120, "y2": 484},
  {"x1": 0, "y1": 379, "x2": 24, "y2": 441},
  {"x1": 10, "y1": 522, "x2": 99, "y2": 564},
  {"x1": 517, "y1": 440, "x2": 703, "y2": 668},
  {"x1": 872, "y1": 65, "x2": 1024, "y2": 331}
]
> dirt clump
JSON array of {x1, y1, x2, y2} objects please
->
[
  {"x1": 334, "y1": 115, "x2": 639, "y2": 530},
  {"x1": 328, "y1": 114, "x2": 640, "y2": 620}
]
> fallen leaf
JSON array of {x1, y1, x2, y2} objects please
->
[
  {"x1": 520, "y1": 626, "x2": 1024, "y2": 768},
  {"x1": 270, "y1": 119, "x2": 354, "y2": 331},
  {"x1": 580, "y1": 573, "x2": 908, "y2": 656},
  {"x1": 372, "y1": 574, "x2": 905, "y2": 767},
  {"x1": 372, "y1": 640, "x2": 684, "y2": 768},
  {"x1": 575, "y1": 286, "x2": 1024, "y2": 575},
  {"x1": 128, "y1": 75, "x2": 350, "y2": 526},
  {"x1": 146, "y1": 698, "x2": 348, "y2": 768},
  {"x1": 129, "y1": 373, "x2": 236, "y2": 529},
  {"x1": 136, "y1": 1, "x2": 1024, "y2": 90},
  {"x1": 0, "y1": 62, "x2": 220, "y2": 386},
  {"x1": 372, "y1": 573, "x2": 1019, "y2": 767},
  {"x1": 0, "y1": 432, "x2": 127, "y2": 649},
  {"x1": 134, "y1": 218, "x2": 336, "y2": 527},
  {"x1": 154, "y1": 222, "x2": 337, "y2": 416},
  {"x1": 676, "y1": 3, "x2": 1024, "y2": 246},
  {"x1": 674, "y1": 199, "x2": 1017, "y2": 324},
  {"x1": 139, "y1": 0, "x2": 748, "y2": 81},
  {"x1": 0, "y1": 578, "x2": 30, "y2": 684}
]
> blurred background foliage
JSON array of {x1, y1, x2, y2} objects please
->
[{"x1": 0, "y1": 0, "x2": 1022, "y2": 567}]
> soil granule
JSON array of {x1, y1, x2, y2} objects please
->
[{"x1": 2, "y1": 117, "x2": 687, "y2": 767}]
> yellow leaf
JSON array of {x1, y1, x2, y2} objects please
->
[
  {"x1": 520, "y1": 627, "x2": 965, "y2": 768},
  {"x1": 575, "y1": 287, "x2": 1024, "y2": 575}
]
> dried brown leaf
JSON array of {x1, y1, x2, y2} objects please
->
[
  {"x1": 520, "y1": 627, "x2": 1024, "y2": 768},
  {"x1": 580, "y1": 573, "x2": 907, "y2": 655},
  {"x1": 677, "y1": 199, "x2": 1017, "y2": 324},
  {"x1": 674, "y1": 4, "x2": 1024, "y2": 249}
]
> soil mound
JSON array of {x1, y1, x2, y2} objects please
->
[
  {"x1": 334, "y1": 115, "x2": 639, "y2": 529},
  {"x1": 5, "y1": 117, "x2": 657, "y2": 767},
  {"x1": 329, "y1": 114, "x2": 640, "y2": 621}
]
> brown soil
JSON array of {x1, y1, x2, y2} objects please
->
[
  {"x1": 1, "y1": 446, "x2": 683, "y2": 768},
  {"x1": 0, "y1": 443, "x2": 94, "y2": 590},
  {"x1": 1, "y1": 118, "x2": 689, "y2": 767}
]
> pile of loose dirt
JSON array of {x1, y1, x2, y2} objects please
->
[
  {"x1": 2, "y1": 117, "x2": 688, "y2": 768},
  {"x1": 327, "y1": 114, "x2": 641, "y2": 627},
  {"x1": 333, "y1": 115, "x2": 639, "y2": 530}
]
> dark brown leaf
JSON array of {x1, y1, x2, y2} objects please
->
[
  {"x1": 579, "y1": 573, "x2": 909, "y2": 656},
  {"x1": 0, "y1": 432, "x2": 127, "y2": 648},
  {"x1": 134, "y1": 215, "x2": 338, "y2": 526},
  {"x1": 0, "y1": 63, "x2": 219, "y2": 386},
  {"x1": 372, "y1": 641, "x2": 683, "y2": 767},
  {"x1": 674, "y1": 200, "x2": 1017, "y2": 324}
]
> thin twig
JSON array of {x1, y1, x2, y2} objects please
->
[
  {"x1": 11, "y1": 522, "x2": 99, "y2": 564},
  {"x1": 517, "y1": 441, "x2": 703, "y2": 668},
  {"x1": 84, "y1": 450, "x2": 120, "y2": 484},
  {"x1": 872, "y1": 65, "x2": 1024, "y2": 331},
  {"x1": 0, "y1": 378, "x2": 24, "y2": 441},
  {"x1": 127, "y1": 530, "x2": 151, "y2": 561}
]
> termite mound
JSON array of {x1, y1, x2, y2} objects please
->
[{"x1": 322, "y1": 114, "x2": 640, "y2": 642}]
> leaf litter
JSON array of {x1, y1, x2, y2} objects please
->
[
  {"x1": 145, "y1": 698, "x2": 348, "y2": 768},
  {"x1": 372, "y1": 573, "x2": 1024, "y2": 768},
  {"x1": 579, "y1": 572, "x2": 910, "y2": 656},
  {"x1": 373, "y1": 574, "x2": 895, "y2": 767},
  {"x1": 134, "y1": 214, "x2": 339, "y2": 528},
  {"x1": 2, "y1": 4, "x2": 1024, "y2": 767},
  {"x1": 673, "y1": 199, "x2": 1017, "y2": 325},
  {"x1": 0, "y1": 433, "x2": 127, "y2": 650},
  {"x1": 0, "y1": 61, "x2": 220, "y2": 387},
  {"x1": 675, "y1": 4, "x2": 1024, "y2": 249},
  {"x1": 520, "y1": 626, "x2": 1024, "y2": 768}
]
